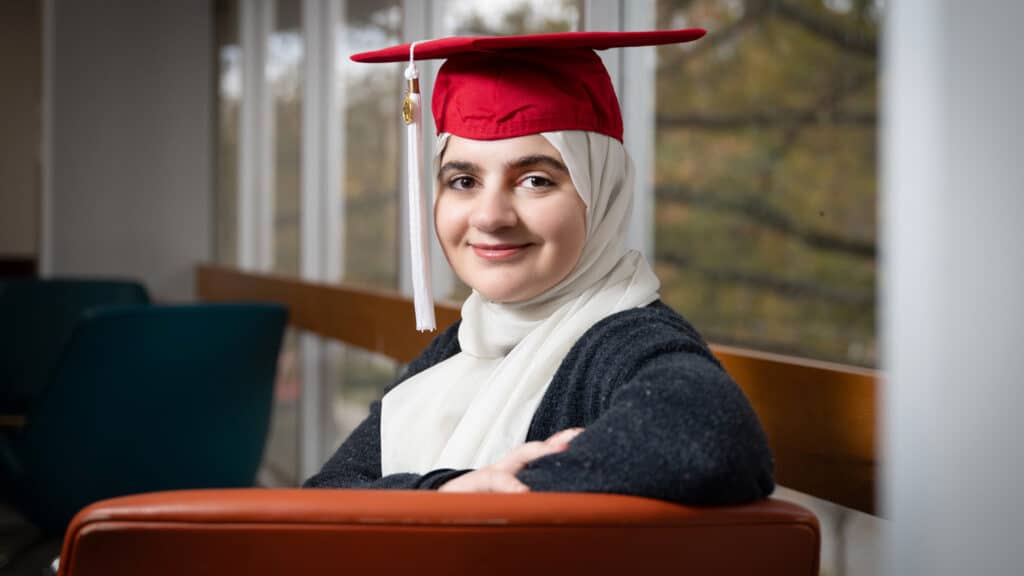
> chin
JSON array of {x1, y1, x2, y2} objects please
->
[
  {"x1": 469, "y1": 278, "x2": 536, "y2": 303},
  {"x1": 465, "y1": 271, "x2": 561, "y2": 303},
  {"x1": 476, "y1": 287, "x2": 527, "y2": 303}
]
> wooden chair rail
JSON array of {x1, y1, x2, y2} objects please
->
[
  {"x1": 0, "y1": 414, "x2": 27, "y2": 428},
  {"x1": 196, "y1": 264, "x2": 879, "y2": 515}
]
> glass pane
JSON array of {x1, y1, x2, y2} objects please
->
[
  {"x1": 338, "y1": 1, "x2": 402, "y2": 290},
  {"x1": 323, "y1": 342, "x2": 402, "y2": 455},
  {"x1": 443, "y1": 0, "x2": 580, "y2": 34},
  {"x1": 653, "y1": 0, "x2": 880, "y2": 366},
  {"x1": 270, "y1": 0, "x2": 303, "y2": 275},
  {"x1": 259, "y1": 0, "x2": 304, "y2": 486},
  {"x1": 315, "y1": 1, "x2": 407, "y2": 469},
  {"x1": 260, "y1": 328, "x2": 301, "y2": 486},
  {"x1": 215, "y1": 0, "x2": 240, "y2": 266}
]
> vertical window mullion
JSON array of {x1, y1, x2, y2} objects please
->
[
  {"x1": 326, "y1": 0, "x2": 344, "y2": 284},
  {"x1": 238, "y1": 0, "x2": 264, "y2": 270},
  {"x1": 319, "y1": 0, "x2": 345, "y2": 475},
  {"x1": 298, "y1": 0, "x2": 326, "y2": 483},
  {"x1": 239, "y1": 0, "x2": 275, "y2": 271},
  {"x1": 259, "y1": 0, "x2": 276, "y2": 271},
  {"x1": 622, "y1": 0, "x2": 655, "y2": 258},
  {"x1": 301, "y1": 0, "x2": 322, "y2": 283}
]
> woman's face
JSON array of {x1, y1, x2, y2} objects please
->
[{"x1": 435, "y1": 134, "x2": 587, "y2": 303}]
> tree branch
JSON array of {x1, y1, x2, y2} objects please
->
[
  {"x1": 773, "y1": 0, "x2": 878, "y2": 58},
  {"x1": 655, "y1": 10, "x2": 764, "y2": 73},
  {"x1": 656, "y1": 251, "x2": 874, "y2": 307},
  {"x1": 655, "y1": 184, "x2": 876, "y2": 259},
  {"x1": 656, "y1": 109, "x2": 876, "y2": 130}
]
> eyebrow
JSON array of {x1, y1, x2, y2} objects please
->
[
  {"x1": 505, "y1": 155, "x2": 570, "y2": 175},
  {"x1": 437, "y1": 154, "x2": 570, "y2": 179},
  {"x1": 437, "y1": 160, "x2": 479, "y2": 179}
]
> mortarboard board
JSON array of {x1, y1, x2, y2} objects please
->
[{"x1": 351, "y1": 29, "x2": 706, "y2": 331}]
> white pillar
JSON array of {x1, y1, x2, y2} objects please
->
[
  {"x1": 46, "y1": 0, "x2": 213, "y2": 298},
  {"x1": 882, "y1": 2, "x2": 1024, "y2": 575},
  {"x1": 239, "y1": 0, "x2": 273, "y2": 271},
  {"x1": 621, "y1": 0, "x2": 655, "y2": 258},
  {"x1": 298, "y1": 0, "x2": 338, "y2": 483}
]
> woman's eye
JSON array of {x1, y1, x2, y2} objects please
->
[
  {"x1": 521, "y1": 175, "x2": 554, "y2": 189},
  {"x1": 448, "y1": 176, "x2": 476, "y2": 190}
]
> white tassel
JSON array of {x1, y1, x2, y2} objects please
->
[{"x1": 404, "y1": 43, "x2": 436, "y2": 331}]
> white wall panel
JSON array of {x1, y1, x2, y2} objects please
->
[
  {"x1": 882, "y1": 1, "x2": 1024, "y2": 574},
  {"x1": 48, "y1": 0, "x2": 213, "y2": 299}
]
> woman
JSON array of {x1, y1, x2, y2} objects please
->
[{"x1": 304, "y1": 30, "x2": 774, "y2": 504}]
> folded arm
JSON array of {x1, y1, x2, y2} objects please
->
[{"x1": 515, "y1": 345, "x2": 774, "y2": 505}]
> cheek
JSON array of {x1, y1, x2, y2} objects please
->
[
  {"x1": 434, "y1": 196, "x2": 467, "y2": 247},
  {"x1": 535, "y1": 196, "x2": 587, "y2": 261},
  {"x1": 433, "y1": 198, "x2": 455, "y2": 241}
]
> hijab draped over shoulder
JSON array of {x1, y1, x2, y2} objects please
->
[{"x1": 381, "y1": 130, "x2": 660, "y2": 474}]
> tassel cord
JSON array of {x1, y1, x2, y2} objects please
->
[{"x1": 405, "y1": 43, "x2": 436, "y2": 331}]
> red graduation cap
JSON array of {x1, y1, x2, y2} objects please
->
[
  {"x1": 351, "y1": 30, "x2": 706, "y2": 331},
  {"x1": 351, "y1": 29, "x2": 706, "y2": 142}
]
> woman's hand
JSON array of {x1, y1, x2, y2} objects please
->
[{"x1": 438, "y1": 428, "x2": 583, "y2": 493}]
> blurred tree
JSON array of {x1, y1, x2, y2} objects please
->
[{"x1": 654, "y1": 0, "x2": 879, "y2": 365}]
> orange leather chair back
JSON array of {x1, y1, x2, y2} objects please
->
[{"x1": 60, "y1": 489, "x2": 819, "y2": 576}]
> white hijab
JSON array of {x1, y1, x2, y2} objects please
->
[{"x1": 380, "y1": 130, "x2": 660, "y2": 475}]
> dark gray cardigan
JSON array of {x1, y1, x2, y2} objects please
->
[{"x1": 304, "y1": 301, "x2": 774, "y2": 505}]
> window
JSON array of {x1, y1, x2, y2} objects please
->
[
  {"x1": 443, "y1": 0, "x2": 580, "y2": 35},
  {"x1": 652, "y1": 0, "x2": 879, "y2": 366},
  {"x1": 339, "y1": 1, "x2": 403, "y2": 291},
  {"x1": 326, "y1": 0, "x2": 405, "y2": 450},
  {"x1": 269, "y1": 0, "x2": 304, "y2": 276},
  {"x1": 215, "y1": 0, "x2": 881, "y2": 473}
]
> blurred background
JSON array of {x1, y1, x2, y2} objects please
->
[
  {"x1": 2, "y1": 2, "x2": 882, "y2": 573},
  {"x1": 4, "y1": 1, "x2": 1023, "y2": 575}
]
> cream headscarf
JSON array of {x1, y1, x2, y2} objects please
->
[{"x1": 380, "y1": 130, "x2": 660, "y2": 475}]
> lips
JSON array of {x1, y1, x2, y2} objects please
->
[{"x1": 469, "y1": 242, "x2": 532, "y2": 261}]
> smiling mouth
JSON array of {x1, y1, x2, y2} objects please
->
[{"x1": 469, "y1": 243, "x2": 532, "y2": 261}]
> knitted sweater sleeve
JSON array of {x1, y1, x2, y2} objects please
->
[
  {"x1": 515, "y1": 306, "x2": 776, "y2": 505},
  {"x1": 302, "y1": 322, "x2": 467, "y2": 490}
]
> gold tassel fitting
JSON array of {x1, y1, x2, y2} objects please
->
[{"x1": 402, "y1": 78, "x2": 420, "y2": 125}]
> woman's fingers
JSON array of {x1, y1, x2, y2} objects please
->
[
  {"x1": 438, "y1": 469, "x2": 529, "y2": 493},
  {"x1": 495, "y1": 428, "x2": 584, "y2": 473},
  {"x1": 437, "y1": 428, "x2": 586, "y2": 493},
  {"x1": 493, "y1": 441, "x2": 558, "y2": 473},
  {"x1": 490, "y1": 472, "x2": 530, "y2": 493},
  {"x1": 544, "y1": 427, "x2": 584, "y2": 447}
]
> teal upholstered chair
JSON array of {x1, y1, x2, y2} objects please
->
[
  {"x1": 0, "y1": 303, "x2": 287, "y2": 535},
  {"x1": 0, "y1": 279, "x2": 150, "y2": 413}
]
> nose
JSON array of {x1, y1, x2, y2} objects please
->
[{"x1": 468, "y1": 187, "x2": 518, "y2": 232}]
